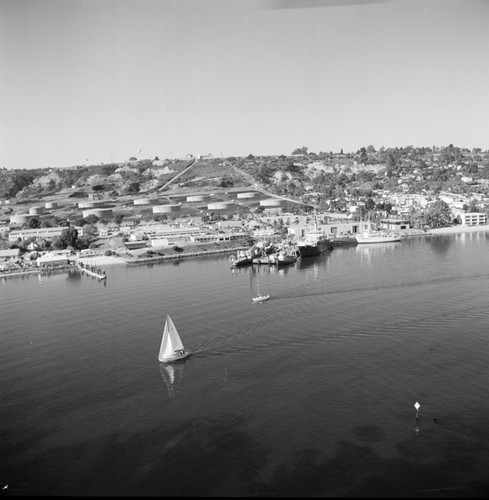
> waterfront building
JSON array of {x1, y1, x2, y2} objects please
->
[
  {"x1": 456, "y1": 212, "x2": 488, "y2": 226},
  {"x1": 124, "y1": 241, "x2": 148, "y2": 250},
  {"x1": 0, "y1": 248, "x2": 20, "y2": 261},
  {"x1": 379, "y1": 218, "x2": 412, "y2": 231},
  {"x1": 190, "y1": 232, "x2": 248, "y2": 243},
  {"x1": 36, "y1": 253, "x2": 69, "y2": 267}
]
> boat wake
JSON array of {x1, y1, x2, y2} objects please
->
[
  {"x1": 188, "y1": 270, "x2": 489, "y2": 356},
  {"x1": 189, "y1": 294, "x2": 335, "y2": 355}
]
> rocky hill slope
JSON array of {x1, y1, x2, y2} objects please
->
[{"x1": 1, "y1": 145, "x2": 487, "y2": 204}]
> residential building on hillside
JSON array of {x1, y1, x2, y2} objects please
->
[{"x1": 8, "y1": 226, "x2": 84, "y2": 242}]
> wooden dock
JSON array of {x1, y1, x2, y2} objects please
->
[{"x1": 76, "y1": 262, "x2": 107, "y2": 280}]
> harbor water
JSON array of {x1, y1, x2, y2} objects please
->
[{"x1": 2, "y1": 232, "x2": 489, "y2": 497}]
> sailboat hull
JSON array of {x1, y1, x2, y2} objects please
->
[
  {"x1": 158, "y1": 351, "x2": 190, "y2": 363},
  {"x1": 252, "y1": 294, "x2": 270, "y2": 303}
]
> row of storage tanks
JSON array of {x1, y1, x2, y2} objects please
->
[
  {"x1": 10, "y1": 193, "x2": 284, "y2": 223},
  {"x1": 138, "y1": 192, "x2": 283, "y2": 214}
]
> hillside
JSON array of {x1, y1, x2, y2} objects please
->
[{"x1": 1, "y1": 145, "x2": 489, "y2": 206}]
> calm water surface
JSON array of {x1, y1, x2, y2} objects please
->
[{"x1": 2, "y1": 233, "x2": 489, "y2": 497}]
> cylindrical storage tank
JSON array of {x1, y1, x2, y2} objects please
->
[
  {"x1": 10, "y1": 214, "x2": 35, "y2": 224},
  {"x1": 78, "y1": 201, "x2": 106, "y2": 209},
  {"x1": 237, "y1": 192, "x2": 257, "y2": 200},
  {"x1": 187, "y1": 195, "x2": 209, "y2": 203},
  {"x1": 260, "y1": 198, "x2": 283, "y2": 208},
  {"x1": 153, "y1": 204, "x2": 181, "y2": 214},
  {"x1": 82, "y1": 208, "x2": 113, "y2": 218},
  {"x1": 134, "y1": 198, "x2": 152, "y2": 206},
  {"x1": 207, "y1": 202, "x2": 234, "y2": 211},
  {"x1": 29, "y1": 206, "x2": 44, "y2": 215},
  {"x1": 45, "y1": 202, "x2": 58, "y2": 209}
]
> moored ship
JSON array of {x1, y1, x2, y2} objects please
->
[
  {"x1": 329, "y1": 233, "x2": 358, "y2": 247},
  {"x1": 297, "y1": 225, "x2": 333, "y2": 257},
  {"x1": 355, "y1": 230, "x2": 401, "y2": 244}
]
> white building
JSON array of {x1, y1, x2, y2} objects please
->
[
  {"x1": 0, "y1": 248, "x2": 20, "y2": 261},
  {"x1": 456, "y1": 212, "x2": 487, "y2": 226},
  {"x1": 36, "y1": 253, "x2": 69, "y2": 267},
  {"x1": 8, "y1": 226, "x2": 84, "y2": 242}
]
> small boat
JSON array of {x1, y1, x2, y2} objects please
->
[
  {"x1": 272, "y1": 249, "x2": 298, "y2": 266},
  {"x1": 229, "y1": 250, "x2": 253, "y2": 267},
  {"x1": 355, "y1": 230, "x2": 401, "y2": 244},
  {"x1": 252, "y1": 271, "x2": 270, "y2": 303},
  {"x1": 253, "y1": 252, "x2": 272, "y2": 265},
  {"x1": 158, "y1": 314, "x2": 190, "y2": 363}
]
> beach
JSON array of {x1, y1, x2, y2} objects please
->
[
  {"x1": 77, "y1": 255, "x2": 128, "y2": 266},
  {"x1": 426, "y1": 224, "x2": 489, "y2": 235}
]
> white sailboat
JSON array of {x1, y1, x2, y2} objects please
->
[
  {"x1": 252, "y1": 271, "x2": 270, "y2": 304},
  {"x1": 158, "y1": 314, "x2": 190, "y2": 362}
]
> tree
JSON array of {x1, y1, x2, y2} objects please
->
[
  {"x1": 358, "y1": 147, "x2": 368, "y2": 164},
  {"x1": 425, "y1": 200, "x2": 452, "y2": 228},
  {"x1": 28, "y1": 217, "x2": 41, "y2": 229},
  {"x1": 292, "y1": 146, "x2": 308, "y2": 155},
  {"x1": 51, "y1": 235, "x2": 65, "y2": 250},
  {"x1": 467, "y1": 200, "x2": 481, "y2": 212},
  {"x1": 127, "y1": 182, "x2": 140, "y2": 193},
  {"x1": 114, "y1": 214, "x2": 124, "y2": 225},
  {"x1": 220, "y1": 175, "x2": 234, "y2": 188},
  {"x1": 60, "y1": 226, "x2": 79, "y2": 248},
  {"x1": 82, "y1": 224, "x2": 98, "y2": 240},
  {"x1": 72, "y1": 217, "x2": 86, "y2": 227},
  {"x1": 84, "y1": 214, "x2": 99, "y2": 225},
  {"x1": 40, "y1": 218, "x2": 54, "y2": 228}
]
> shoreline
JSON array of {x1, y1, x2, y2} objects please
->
[
  {"x1": 426, "y1": 224, "x2": 489, "y2": 235},
  {"x1": 2, "y1": 224, "x2": 489, "y2": 279}
]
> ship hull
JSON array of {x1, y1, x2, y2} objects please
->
[
  {"x1": 297, "y1": 238, "x2": 333, "y2": 257},
  {"x1": 330, "y1": 236, "x2": 358, "y2": 247}
]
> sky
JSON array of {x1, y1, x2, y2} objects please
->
[{"x1": 1, "y1": 0, "x2": 489, "y2": 169}]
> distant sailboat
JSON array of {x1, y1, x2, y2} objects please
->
[
  {"x1": 158, "y1": 315, "x2": 190, "y2": 362},
  {"x1": 252, "y1": 270, "x2": 270, "y2": 304}
]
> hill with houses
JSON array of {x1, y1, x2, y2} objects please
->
[
  {"x1": 1, "y1": 145, "x2": 489, "y2": 206},
  {"x1": 1, "y1": 144, "x2": 489, "y2": 236}
]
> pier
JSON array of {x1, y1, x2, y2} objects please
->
[{"x1": 76, "y1": 261, "x2": 107, "y2": 280}]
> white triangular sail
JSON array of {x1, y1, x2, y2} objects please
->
[{"x1": 158, "y1": 315, "x2": 185, "y2": 360}]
